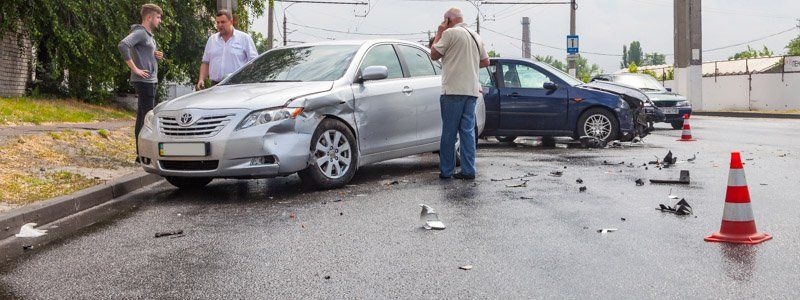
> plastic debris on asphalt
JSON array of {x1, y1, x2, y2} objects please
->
[
  {"x1": 15, "y1": 223, "x2": 47, "y2": 238},
  {"x1": 576, "y1": 178, "x2": 583, "y2": 184},
  {"x1": 597, "y1": 228, "x2": 618, "y2": 235},
  {"x1": 459, "y1": 265, "x2": 474, "y2": 270},
  {"x1": 662, "y1": 151, "x2": 677, "y2": 167},
  {"x1": 154, "y1": 230, "x2": 184, "y2": 238},
  {"x1": 635, "y1": 178, "x2": 645, "y2": 186},
  {"x1": 549, "y1": 171, "x2": 563, "y2": 177},
  {"x1": 650, "y1": 170, "x2": 690, "y2": 184},
  {"x1": 687, "y1": 154, "x2": 697, "y2": 162},
  {"x1": 657, "y1": 199, "x2": 693, "y2": 215},
  {"x1": 579, "y1": 136, "x2": 607, "y2": 148},
  {"x1": 420, "y1": 204, "x2": 446, "y2": 230},
  {"x1": 579, "y1": 186, "x2": 587, "y2": 192},
  {"x1": 506, "y1": 180, "x2": 529, "y2": 188}
]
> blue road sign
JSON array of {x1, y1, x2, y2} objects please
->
[{"x1": 567, "y1": 35, "x2": 579, "y2": 54}]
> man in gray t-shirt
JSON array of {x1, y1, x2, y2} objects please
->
[{"x1": 118, "y1": 4, "x2": 164, "y2": 161}]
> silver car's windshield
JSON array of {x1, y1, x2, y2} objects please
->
[
  {"x1": 224, "y1": 45, "x2": 359, "y2": 84},
  {"x1": 614, "y1": 74, "x2": 666, "y2": 92}
]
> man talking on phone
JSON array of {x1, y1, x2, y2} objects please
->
[{"x1": 430, "y1": 7, "x2": 490, "y2": 180}]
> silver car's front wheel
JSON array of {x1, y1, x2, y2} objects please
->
[
  {"x1": 299, "y1": 119, "x2": 358, "y2": 189},
  {"x1": 313, "y1": 129, "x2": 352, "y2": 179}
]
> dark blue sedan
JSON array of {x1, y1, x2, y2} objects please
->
[{"x1": 479, "y1": 58, "x2": 651, "y2": 143}]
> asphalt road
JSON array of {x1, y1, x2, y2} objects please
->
[{"x1": 2, "y1": 116, "x2": 799, "y2": 299}]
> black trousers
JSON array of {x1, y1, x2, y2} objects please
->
[{"x1": 132, "y1": 82, "x2": 156, "y2": 156}]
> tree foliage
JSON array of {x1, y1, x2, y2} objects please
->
[
  {"x1": 643, "y1": 52, "x2": 666, "y2": 66},
  {"x1": 627, "y1": 41, "x2": 643, "y2": 67},
  {"x1": 0, "y1": 0, "x2": 264, "y2": 102},
  {"x1": 728, "y1": 45, "x2": 773, "y2": 60},
  {"x1": 488, "y1": 50, "x2": 500, "y2": 58},
  {"x1": 536, "y1": 55, "x2": 601, "y2": 82},
  {"x1": 787, "y1": 34, "x2": 800, "y2": 56}
]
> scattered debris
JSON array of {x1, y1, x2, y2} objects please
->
[
  {"x1": 339, "y1": 212, "x2": 343, "y2": 216},
  {"x1": 520, "y1": 196, "x2": 535, "y2": 200},
  {"x1": 650, "y1": 170, "x2": 690, "y2": 184},
  {"x1": 576, "y1": 178, "x2": 583, "y2": 184},
  {"x1": 687, "y1": 154, "x2": 697, "y2": 162},
  {"x1": 154, "y1": 230, "x2": 184, "y2": 238},
  {"x1": 662, "y1": 151, "x2": 677, "y2": 167},
  {"x1": 549, "y1": 171, "x2": 563, "y2": 177},
  {"x1": 635, "y1": 179, "x2": 645, "y2": 186},
  {"x1": 506, "y1": 180, "x2": 529, "y2": 188},
  {"x1": 290, "y1": 212, "x2": 296, "y2": 219},
  {"x1": 579, "y1": 136, "x2": 607, "y2": 148},
  {"x1": 657, "y1": 199, "x2": 693, "y2": 215},
  {"x1": 324, "y1": 275, "x2": 331, "y2": 280},
  {"x1": 383, "y1": 180, "x2": 400, "y2": 186},
  {"x1": 333, "y1": 198, "x2": 343, "y2": 202},
  {"x1": 22, "y1": 245, "x2": 33, "y2": 251},
  {"x1": 420, "y1": 204, "x2": 446, "y2": 230},
  {"x1": 620, "y1": 218, "x2": 627, "y2": 222},
  {"x1": 597, "y1": 228, "x2": 618, "y2": 234},
  {"x1": 459, "y1": 265, "x2": 474, "y2": 271},
  {"x1": 778, "y1": 153, "x2": 788, "y2": 158},
  {"x1": 579, "y1": 186, "x2": 587, "y2": 192},
  {"x1": 491, "y1": 173, "x2": 537, "y2": 181},
  {"x1": 15, "y1": 223, "x2": 47, "y2": 238},
  {"x1": 668, "y1": 189, "x2": 679, "y2": 200}
]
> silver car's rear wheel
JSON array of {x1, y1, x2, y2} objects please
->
[{"x1": 299, "y1": 119, "x2": 358, "y2": 189}]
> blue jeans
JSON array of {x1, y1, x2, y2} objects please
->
[{"x1": 439, "y1": 95, "x2": 477, "y2": 177}]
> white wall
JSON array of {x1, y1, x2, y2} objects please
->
[
  {"x1": 661, "y1": 73, "x2": 800, "y2": 111},
  {"x1": 750, "y1": 73, "x2": 800, "y2": 110}
]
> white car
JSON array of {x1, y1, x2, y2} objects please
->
[{"x1": 138, "y1": 40, "x2": 485, "y2": 189}]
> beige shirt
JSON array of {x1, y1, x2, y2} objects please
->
[{"x1": 433, "y1": 23, "x2": 489, "y2": 97}]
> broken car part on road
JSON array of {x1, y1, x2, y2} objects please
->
[
  {"x1": 650, "y1": 170, "x2": 690, "y2": 185},
  {"x1": 419, "y1": 204, "x2": 446, "y2": 230}
]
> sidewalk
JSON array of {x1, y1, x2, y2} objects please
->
[
  {"x1": 0, "y1": 120, "x2": 134, "y2": 143},
  {"x1": 694, "y1": 111, "x2": 800, "y2": 119}
]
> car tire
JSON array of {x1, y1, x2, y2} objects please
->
[
  {"x1": 496, "y1": 136, "x2": 517, "y2": 143},
  {"x1": 670, "y1": 121, "x2": 683, "y2": 130},
  {"x1": 165, "y1": 177, "x2": 212, "y2": 189},
  {"x1": 577, "y1": 108, "x2": 619, "y2": 143},
  {"x1": 298, "y1": 118, "x2": 358, "y2": 190}
]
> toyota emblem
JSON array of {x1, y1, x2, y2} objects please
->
[{"x1": 179, "y1": 113, "x2": 194, "y2": 126}]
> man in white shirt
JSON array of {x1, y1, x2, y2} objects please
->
[
  {"x1": 196, "y1": 9, "x2": 259, "y2": 90},
  {"x1": 430, "y1": 7, "x2": 490, "y2": 180}
]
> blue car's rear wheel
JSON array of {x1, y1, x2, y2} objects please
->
[{"x1": 577, "y1": 108, "x2": 619, "y2": 142}]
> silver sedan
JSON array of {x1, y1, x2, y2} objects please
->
[{"x1": 137, "y1": 40, "x2": 485, "y2": 189}]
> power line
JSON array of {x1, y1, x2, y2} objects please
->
[
  {"x1": 481, "y1": 26, "x2": 622, "y2": 57},
  {"x1": 704, "y1": 26, "x2": 798, "y2": 52},
  {"x1": 287, "y1": 21, "x2": 428, "y2": 36}
]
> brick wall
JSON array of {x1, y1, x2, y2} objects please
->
[{"x1": 0, "y1": 26, "x2": 31, "y2": 97}]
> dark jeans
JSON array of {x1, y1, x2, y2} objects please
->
[
  {"x1": 439, "y1": 95, "x2": 477, "y2": 177},
  {"x1": 132, "y1": 82, "x2": 156, "y2": 156}
]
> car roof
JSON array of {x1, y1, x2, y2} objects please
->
[{"x1": 274, "y1": 39, "x2": 427, "y2": 50}]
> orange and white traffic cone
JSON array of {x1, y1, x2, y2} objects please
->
[
  {"x1": 705, "y1": 152, "x2": 772, "y2": 244},
  {"x1": 677, "y1": 114, "x2": 696, "y2": 141}
]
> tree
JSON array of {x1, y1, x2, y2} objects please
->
[
  {"x1": 787, "y1": 34, "x2": 800, "y2": 56},
  {"x1": 628, "y1": 62, "x2": 638, "y2": 73},
  {"x1": 620, "y1": 45, "x2": 628, "y2": 69},
  {"x1": 488, "y1": 50, "x2": 500, "y2": 58},
  {"x1": 250, "y1": 31, "x2": 270, "y2": 54},
  {"x1": 642, "y1": 52, "x2": 666, "y2": 66},
  {"x1": 628, "y1": 41, "x2": 643, "y2": 66},
  {"x1": 0, "y1": 0, "x2": 265, "y2": 101},
  {"x1": 535, "y1": 55, "x2": 566, "y2": 71},
  {"x1": 728, "y1": 45, "x2": 773, "y2": 60},
  {"x1": 575, "y1": 55, "x2": 601, "y2": 82}
]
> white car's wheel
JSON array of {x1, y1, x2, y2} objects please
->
[{"x1": 299, "y1": 119, "x2": 358, "y2": 189}]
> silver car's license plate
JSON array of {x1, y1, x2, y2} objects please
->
[
  {"x1": 159, "y1": 143, "x2": 207, "y2": 157},
  {"x1": 662, "y1": 107, "x2": 679, "y2": 115}
]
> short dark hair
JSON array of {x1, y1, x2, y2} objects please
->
[
  {"x1": 216, "y1": 9, "x2": 233, "y2": 21},
  {"x1": 141, "y1": 4, "x2": 163, "y2": 20}
]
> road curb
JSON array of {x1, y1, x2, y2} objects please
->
[
  {"x1": 694, "y1": 111, "x2": 800, "y2": 119},
  {"x1": 0, "y1": 172, "x2": 162, "y2": 241}
]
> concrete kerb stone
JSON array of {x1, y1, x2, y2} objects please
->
[{"x1": 0, "y1": 172, "x2": 162, "y2": 241}]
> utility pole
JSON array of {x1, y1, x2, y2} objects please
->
[
  {"x1": 674, "y1": 0, "x2": 702, "y2": 110},
  {"x1": 521, "y1": 17, "x2": 531, "y2": 59},
  {"x1": 566, "y1": 0, "x2": 577, "y2": 76},
  {"x1": 267, "y1": 0, "x2": 275, "y2": 50},
  {"x1": 476, "y1": 14, "x2": 480, "y2": 34},
  {"x1": 482, "y1": 1, "x2": 574, "y2": 66},
  {"x1": 277, "y1": 0, "x2": 368, "y2": 46}
]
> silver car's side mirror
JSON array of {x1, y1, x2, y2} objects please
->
[{"x1": 361, "y1": 66, "x2": 389, "y2": 82}]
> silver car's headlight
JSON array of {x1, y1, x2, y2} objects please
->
[
  {"x1": 676, "y1": 101, "x2": 690, "y2": 107},
  {"x1": 143, "y1": 110, "x2": 155, "y2": 130},
  {"x1": 236, "y1": 107, "x2": 303, "y2": 130}
]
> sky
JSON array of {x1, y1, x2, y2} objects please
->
[{"x1": 250, "y1": 0, "x2": 800, "y2": 73}]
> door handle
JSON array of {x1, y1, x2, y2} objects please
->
[
  {"x1": 402, "y1": 86, "x2": 414, "y2": 94},
  {"x1": 507, "y1": 92, "x2": 520, "y2": 98}
]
